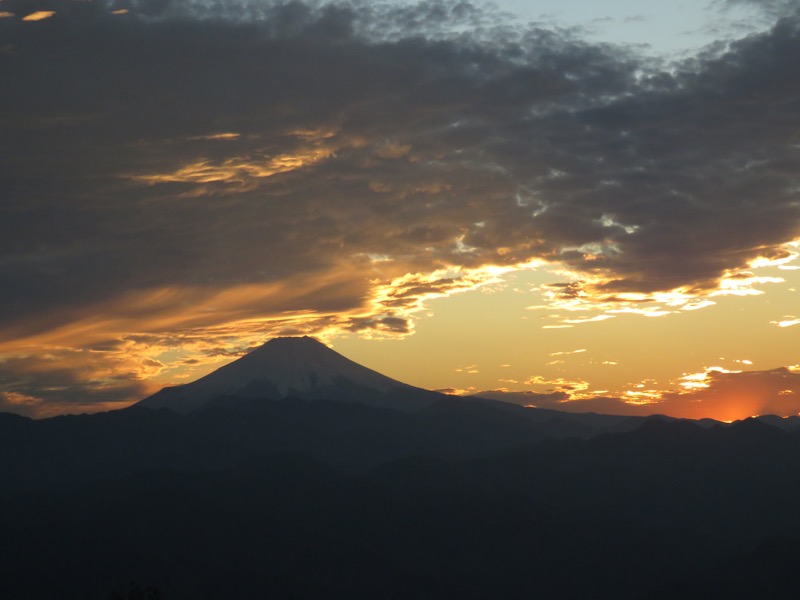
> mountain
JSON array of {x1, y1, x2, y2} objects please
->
[
  {"x1": 5, "y1": 416, "x2": 800, "y2": 600},
  {"x1": 5, "y1": 345, "x2": 800, "y2": 598},
  {"x1": 753, "y1": 414, "x2": 800, "y2": 432},
  {"x1": 137, "y1": 336, "x2": 444, "y2": 414},
  {"x1": 0, "y1": 338, "x2": 658, "y2": 494}
]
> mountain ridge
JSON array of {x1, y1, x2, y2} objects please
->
[{"x1": 4, "y1": 344, "x2": 800, "y2": 598}]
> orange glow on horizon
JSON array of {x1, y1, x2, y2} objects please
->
[
  {"x1": 678, "y1": 395, "x2": 764, "y2": 423},
  {"x1": 1, "y1": 251, "x2": 799, "y2": 420}
]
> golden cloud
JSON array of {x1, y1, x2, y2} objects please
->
[{"x1": 22, "y1": 11, "x2": 55, "y2": 21}]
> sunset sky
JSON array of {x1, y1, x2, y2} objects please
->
[{"x1": 2, "y1": 0, "x2": 799, "y2": 420}]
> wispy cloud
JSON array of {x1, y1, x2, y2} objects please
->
[
  {"x1": 22, "y1": 11, "x2": 55, "y2": 21},
  {"x1": 771, "y1": 317, "x2": 800, "y2": 327}
]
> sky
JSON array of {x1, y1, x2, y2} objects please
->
[{"x1": 1, "y1": 0, "x2": 799, "y2": 421}]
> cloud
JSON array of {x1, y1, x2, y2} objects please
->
[
  {"x1": 659, "y1": 366, "x2": 800, "y2": 421},
  {"x1": 1, "y1": 1, "x2": 800, "y2": 413},
  {"x1": 21, "y1": 11, "x2": 55, "y2": 21},
  {"x1": 474, "y1": 389, "x2": 572, "y2": 407},
  {"x1": 0, "y1": 348, "x2": 161, "y2": 418},
  {"x1": 771, "y1": 317, "x2": 800, "y2": 327},
  {"x1": 482, "y1": 366, "x2": 800, "y2": 421},
  {"x1": 477, "y1": 388, "x2": 668, "y2": 416},
  {"x1": 723, "y1": 0, "x2": 800, "y2": 18}
]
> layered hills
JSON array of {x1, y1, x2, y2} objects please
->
[{"x1": 3, "y1": 337, "x2": 800, "y2": 599}]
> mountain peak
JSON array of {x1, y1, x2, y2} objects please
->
[
  {"x1": 259, "y1": 335, "x2": 324, "y2": 347},
  {"x1": 248, "y1": 336, "x2": 330, "y2": 358},
  {"x1": 137, "y1": 337, "x2": 441, "y2": 414}
]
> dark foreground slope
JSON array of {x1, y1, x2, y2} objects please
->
[{"x1": 3, "y1": 416, "x2": 800, "y2": 599}]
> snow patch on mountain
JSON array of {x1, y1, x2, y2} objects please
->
[{"x1": 137, "y1": 336, "x2": 438, "y2": 414}]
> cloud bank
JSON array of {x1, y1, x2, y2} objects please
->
[
  {"x1": 478, "y1": 365, "x2": 800, "y2": 422},
  {"x1": 1, "y1": 0, "x2": 799, "y2": 414}
]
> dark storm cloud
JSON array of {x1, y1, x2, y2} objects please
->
[
  {"x1": 2, "y1": 0, "x2": 800, "y2": 412},
  {"x1": 0, "y1": 0, "x2": 632, "y2": 331}
]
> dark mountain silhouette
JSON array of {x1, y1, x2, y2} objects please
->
[
  {"x1": 4, "y1": 417, "x2": 800, "y2": 599},
  {"x1": 752, "y1": 413, "x2": 800, "y2": 432},
  {"x1": 0, "y1": 338, "x2": 665, "y2": 493},
  {"x1": 0, "y1": 394, "x2": 620, "y2": 494},
  {"x1": 639, "y1": 536, "x2": 800, "y2": 599},
  {"x1": 3, "y1": 339, "x2": 800, "y2": 598}
]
